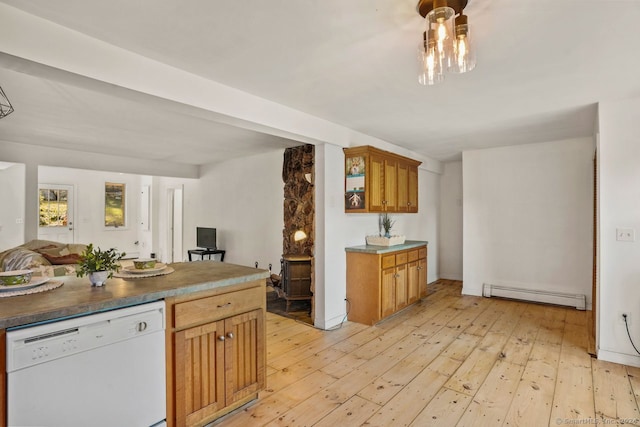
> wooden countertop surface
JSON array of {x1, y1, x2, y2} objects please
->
[{"x1": 0, "y1": 261, "x2": 269, "y2": 329}]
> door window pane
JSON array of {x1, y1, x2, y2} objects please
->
[
  {"x1": 105, "y1": 182, "x2": 126, "y2": 227},
  {"x1": 39, "y1": 189, "x2": 68, "y2": 227}
]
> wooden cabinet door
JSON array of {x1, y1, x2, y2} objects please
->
[
  {"x1": 418, "y1": 257, "x2": 428, "y2": 298},
  {"x1": 394, "y1": 263, "x2": 408, "y2": 310},
  {"x1": 369, "y1": 154, "x2": 385, "y2": 212},
  {"x1": 397, "y1": 162, "x2": 409, "y2": 212},
  {"x1": 174, "y1": 321, "x2": 226, "y2": 427},
  {"x1": 384, "y1": 158, "x2": 398, "y2": 212},
  {"x1": 407, "y1": 261, "x2": 420, "y2": 304},
  {"x1": 380, "y1": 267, "x2": 396, "y2": 318},
  {"x1": 224, "y1": 309, "x2": 265, "y2": 406},
  {"x1": 408, "y1": 165, "x2": 419, "y2": 213}
]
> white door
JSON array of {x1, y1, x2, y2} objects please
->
[
  {"x1": 38, "y1": 184, "x2": 74, "y2": 243},
  {"x1": 166, "y1": 187, "x2": 183, "y2": 263}
]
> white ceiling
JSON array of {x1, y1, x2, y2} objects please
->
[{"x1": 1, "y1": 0, "x2": 639, "y2": 166}]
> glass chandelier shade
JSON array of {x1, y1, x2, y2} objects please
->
[
  {"x1": 418, "y1": 30, "x2": 444, "y2": 86},
  {"x1": 453, "y1": 14, "x2": 476, "y2": 73},
  {"x1": 426, "y1": 0, "x2": 455, "y2": 72}
]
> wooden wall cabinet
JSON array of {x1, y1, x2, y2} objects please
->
[
  {"x1": 344, "y1": 145, "x2": 421, "y2": 213},
  {"x1": 166, "y1": 282, "x2": 266, "y2": 427},
  {"x1": 346, "y1": 244, "x2": 427, "y2": 325}
]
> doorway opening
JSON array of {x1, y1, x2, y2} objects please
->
[
  {"x1": 166, "y1": 186, "x2": 183, "y2": 263},
  {"x1": 38, "y1": 184, "x2": 74, "y2": 243}
]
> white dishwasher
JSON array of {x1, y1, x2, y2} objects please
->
[{"x1": 6, "y1": 300, "x2": 167, "y2": 427}]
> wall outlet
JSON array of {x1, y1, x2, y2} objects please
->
[
  {"x1": 620, "y1": 312, "x2": 632, "y2": 325},
  {"x1": 617, "y1": 228, "x2": 635, "y2": 242}
]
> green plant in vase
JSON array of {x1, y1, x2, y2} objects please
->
[
  {"x1": 380, "y1": 213, "x2": 395, "y2": 238},
  {"x1": 76, "y1": 243, "x2": 125, "y2": 286}
]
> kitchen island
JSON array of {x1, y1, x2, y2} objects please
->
[{"x1": 0, "y1": 261, "x2": 269, "y2": 427}]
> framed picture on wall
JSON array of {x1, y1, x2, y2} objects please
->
[
  {"x1": 345, "y1": 191, "x2": 365, "y2": 210},
  {"x1": 345, "y1": 155, "x2": 365, "y2": 210}
]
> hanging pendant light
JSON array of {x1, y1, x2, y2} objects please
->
[
  {"x1": 453, "y1": 13, "x2": 476, "y2": 73},
  {"x1": 0, "y1": 86, "x2": 14, "y2": 119},
  {"x1": 416, "y1": 0, "x2": 475, "y2": 84}
]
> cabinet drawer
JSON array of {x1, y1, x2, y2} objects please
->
[
  {"x1": 174, "y1": 286, "x2": 263, "y2": 330},
  {"x1": 419, "y1": 247, "x2": 427, "y2": 259},
  {"x1": 408, "y1": 250, "x2": 419, "y2": 262},
  {"x1": 382, "y1": 254, "x2": 395, "y2": 269},
  {"x1": 395, "y1": 252, "x2": 408, "y2": 265}
]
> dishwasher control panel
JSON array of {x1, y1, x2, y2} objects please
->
[{"x1": 6, "y1": 300, "x2": 165, "y2": 372}]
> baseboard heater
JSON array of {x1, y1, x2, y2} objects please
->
[{"x1": 482, "y1": 283, "x2": 586, "y2": 310}]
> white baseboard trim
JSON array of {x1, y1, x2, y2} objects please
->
[
  {"x1": 438, "y1": 273, "x2": 463, "y2": 281},
  {"x1": 483, "y1": 283, "x2": 586, "y2": 310},
  {"x1": 462, "y1": 286, "x2": 482, "y2": 297},
  {"x1": 598, "y1": 349, "x2": 640, "y2": 368},
  {"x1": 318, "y1": 312, "x2": 348, "y2": 330}
]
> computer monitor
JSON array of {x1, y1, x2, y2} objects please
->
[{"x1": 196, "y1": 227, "x2": 217, "y2": 250}]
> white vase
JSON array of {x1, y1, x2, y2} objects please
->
[{"x1": 89, "y1": 271, "x2": 110, "y2": 287}]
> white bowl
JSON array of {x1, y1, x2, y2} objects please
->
[
  {"x1": 133, "y1": 259, "x2": 157, "y2": 270},
  {"x1": 0, "y1": 270, "x2": 33, "y2": 286}
]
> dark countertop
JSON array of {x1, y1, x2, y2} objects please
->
[
  {"x1": 0, "y1": 261, "x2": 269, "y2": 329},
  {"x1": 345, "y1": 240, "x2": 428, "y2": 254}
]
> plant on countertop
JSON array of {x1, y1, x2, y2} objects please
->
[
  {"x1": 380, "y1": 212, "x2": 395, "y2": 237},
  {"x1": 76, "y1": 243, "x2": 126, "y2": 279}
]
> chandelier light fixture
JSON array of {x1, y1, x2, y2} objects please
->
[
  {"x1": 417, "y1": 0, "x2": 476, "y2": 85},
  {"x1": 0, "y1": 85, "x2": 14, "y2": 119}
]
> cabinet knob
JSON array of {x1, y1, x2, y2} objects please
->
[
  {"x1": 417, "y1": 266, "x2": 422, "y2": 270},
  {"x1": 227, "y1": 332, "x2": 234, "y2": 340},
  {"x1": 394, "y1": 273, "x2": 400, "y2": 278},
  {"x1": 218, "y1": 335, "x2": 225, "y2": 342}
]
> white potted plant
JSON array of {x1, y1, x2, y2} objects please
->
[
  {"x1": 366, "y1": 213, "x2": 406, "y2": 246},
  {"x1": 76, "y1": 244, "x2": 125, "y2": 286}
]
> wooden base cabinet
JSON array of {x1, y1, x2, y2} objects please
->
[
  {"x1": 167, "y1": 282, "x2": 266, "y2": 427},
  {"x1": 347, "y1": 245, "x2": 427, "y2": 325}
]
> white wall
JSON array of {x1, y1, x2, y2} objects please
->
[
  {"x1": 0, "y1": 163, "x2": 25, "y2": 251},
  {"x1": 0, "y1": 139, "x2": 198, "y2": 243},
  {"x1": 38, "y1": 166, "x2": 144, "y2": 255},
  {"x1": 462, "y1": 138, "x2": 594, "y2": 307},
  {"x1": 166, "y1": 150, "x2": 285, "y2": 269},
  {"x1": 597, "y1": 95, "x2": 640, "y2": 366},
  {"x1": 314, "y1": 144, "x2": 342, "y2": 328},
  {"x1": 439, "y1": 161, "x2": 463, "y2": 281}
]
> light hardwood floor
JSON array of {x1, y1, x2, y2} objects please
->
[{"x1": 213, "y1": 280, "x2": 640, "y2": 427}]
